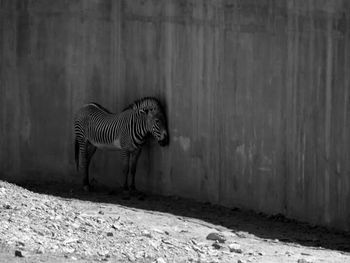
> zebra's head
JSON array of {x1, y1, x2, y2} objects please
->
[{"x1": 142, "y1": 107, "x2": 169, "y2": 147}]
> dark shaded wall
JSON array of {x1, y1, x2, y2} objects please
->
[{"x1": 1, "y1": 0, "x2": 350, "y2": 230}]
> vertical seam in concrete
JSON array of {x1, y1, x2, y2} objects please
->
[{"x1": 324, "y1": 13, "x2": 333, "y2": 224}]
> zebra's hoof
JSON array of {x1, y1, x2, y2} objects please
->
[
  {"x1": 138, "y1": 193, "x2": 146, "y2": 201},
  {"x1": 122, "y1": 191, "x2": 131, "y2": 200},
  {"x1": 83, "y1": 185, "x2": 91, "y2": 192},
  {"x1": 129, "y1": 188, "x2": 139, "y2": 196}
]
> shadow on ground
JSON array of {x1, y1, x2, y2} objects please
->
[{"x1": 18, "y1": 181, "x2": 350, "y2": 254}]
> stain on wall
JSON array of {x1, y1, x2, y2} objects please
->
[{"x1": 1, "y1": 0, "x2": 350, "y2": 231}]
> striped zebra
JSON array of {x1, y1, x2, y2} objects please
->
[{"x1": 74, "y1": 97, "x2": 169, "y2": 192}]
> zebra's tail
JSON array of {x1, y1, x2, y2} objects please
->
[{"x1": 75, "y1": 138, "x2": 79, "y2": 171}]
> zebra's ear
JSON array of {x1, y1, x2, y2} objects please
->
[{"x1": 139, "y1": 109, "x2": 149, "y2": 114}]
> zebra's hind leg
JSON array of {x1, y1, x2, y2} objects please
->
[
  {"x1": 129, "y1": 149, "x2": 141, "y2": 194},
  {"x1": 85, "y1": 141, "x2": 97, "y2": 191},
  {"x1": 121, "y1": 152, "x2": 130, "y2": 191},
  {"x1": 120, "y1": 152, "x2": 131, "y2": 200}
]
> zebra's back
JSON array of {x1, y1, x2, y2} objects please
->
[{"x1": 74, "y1": 103, "x2": 135, "y2": 151}]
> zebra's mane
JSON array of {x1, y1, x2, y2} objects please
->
[
  {"x1": 87, "y1": 102, "x2": 112, "y2": 114},
  {"x1": 123, "y1": 97, "x2": 163, "y2": 112}
]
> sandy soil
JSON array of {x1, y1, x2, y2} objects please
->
[{"x1": 0, "y1": 181, "x2": 350, "y2": 263}]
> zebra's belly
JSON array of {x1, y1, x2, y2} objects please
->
[{"x1": 92, "y1": 138, "x2": 122, "y2": 150}]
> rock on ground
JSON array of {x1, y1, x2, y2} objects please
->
[{"x1": 0, "y1": 181, "x2": 349, "y2": 263}]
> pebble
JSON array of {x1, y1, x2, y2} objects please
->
[
  {"x1": 107, "y1": 232, "x2": 114, "y2": 237},
  {"x1": 63, "y1": 237, "x2": 79, "y2": 244},
  {"x1": 98, "y1": 250, "x2": 110, "y2": 257},
  {"x1": 142, "y1": 230, "x2": 152, "y2": 238},
  {"x1": 156, "y1": 257, "x2": 166, "y2": 263},
  {"x1": 235, "y1": 231, "x2": 248, "y2": 238},
  {"x1": 36, "y1": 246, "x2": 45, "y2": 254},
  {"x1": 3, "y1": 204, "x2": 12, "y2": 209},
  {"x1": 16, "y1": 241, "x2": 25, "y2": 247},
  {"x1": 212, "y1": 241, "x2": 222, "y2": 250},
  {"x1": 96, "y1": 218, "x2": 104, "y2": 224},
  {"x1": 229, "y1": 244, "x2": 243, "y2": 253},
  {"x1": 14, "y1": 250, "x2": 24, "y2": 257},
  {"x1": 206, "y1": 232, "x2": 226, "y2": 243},
  {"x1": 153, "y1": 228, "x2": 164, "y2": 234},
  {"x1": 111, "y1": 224, "x2": 120, "y2": 230},
  {"x1": 71, "y1": 222, "x2": 80, "y2": 229},
  {"x1": 135, "y1": 251, "x2": 145, "y2": 259},
  {"x1": 297, "y1": 259, "x2": 313, "y2": 263},
  {"x1": 63, "y1": 247, "x2": 75, "y2": 253}
]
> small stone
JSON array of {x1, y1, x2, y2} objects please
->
[
  {"x1": 127, "y1": 254, "x2": 136, "y2": 261},
  {"x1": 63, "y1": 238, "x2": 79, "y2": 244},
  {"x1": 3, "y1": 204, "x2": 11, "y2": 209},
  {"x1": 212, "y1": 241, "x2": 222, "y2": 250},
  {"x1": 156, "y1": 257, "x2": 166, "y2": 263},
  {"x1": 107, "y1": 232, "x2": 113, "y2": 237},
  {"x1": 15, "y1": 250, "x2": 24, "y2": 257},
  {"x1": 71, "y1": 222, "x2": 80, "y2": 228},
  {"x1": 258, "y1": 251, "x2": 265, "y2": 256},
  {"x1": 153, "y1": 228, "x2": 164, "y2": 234},
  {"x1": 111, "y1": 224, "x2": 120, "y2": 230},
  {"x1": 142, "y1": 230, "x2": 152, "y2": 238},
  {"x1": 206, "y1": 232, "x2": 226, "y2": 243},
  {"x1": 36, "y1": 246, "x2": 45, "y2": 254},
  {"x1": 229, "y1": 244, "x2": 243, "y2": 253},
  {"x1": 16, "y1": 241, "x2": 25, "y2": 247},
  {"x1": 235, "y1": 231, "x2": 247, "y2": 238},
  {"x1": 297, "y1": 259, "x2": 313, "y2": 263},
  {"x1": 97, "y1": 218, "x2": 104, "y2": 224},
  {"x1": 135, "y1": 251, "x2": 145, "y2": 259},
  {"x1": 98, "y1": 250, "x2": 109, "y2": 257},
  {"x1": 237, "y1": 260, "x2": 246, "y2": 263},
  {"x1": 162, "y1": 239, "x2": 173, "y2": 246},
  {"x1": 99, "y1": 211, "x2": 104, "y2": 215},
  {"x1": 192, "y1": 245, "x2": 204, "y2": 253},
  {"x1": 63, "y1": 247, "x2": 75, "y2": 253}
]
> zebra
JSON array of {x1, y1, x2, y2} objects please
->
[{"x1": 74, "y1": 97, "x2": 169, "y2": 193}]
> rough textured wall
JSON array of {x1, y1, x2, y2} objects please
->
[{"x1": 1, "y1": 0, "x2": 350, "y2": 230}]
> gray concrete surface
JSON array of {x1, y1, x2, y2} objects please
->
[{"x1": 1, "y1": 0, "x2": 350, "y2": 231}]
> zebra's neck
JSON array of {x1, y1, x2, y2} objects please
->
[{"x1": 132, "y1": 112, "x2": 151, "y2": 146}]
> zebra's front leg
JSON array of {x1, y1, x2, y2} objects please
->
[
  {"x1": 130, "y1": 149, "x2": 141, "y2": 193},
  {"x1": 121, "y1": 152, "x2": 130, "y2": 191}
]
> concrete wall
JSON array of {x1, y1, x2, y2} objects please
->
[{"x1": 1, "y1": 0, "x2": 350, "y2": 231}]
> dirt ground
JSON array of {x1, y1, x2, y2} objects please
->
[{"x1": 0, "y1": 181, "x2": 350, "y2": 263}]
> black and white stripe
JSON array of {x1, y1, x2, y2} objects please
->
[{"x1": 73, "y1": 98, "x2": 168, "y2": 192}]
